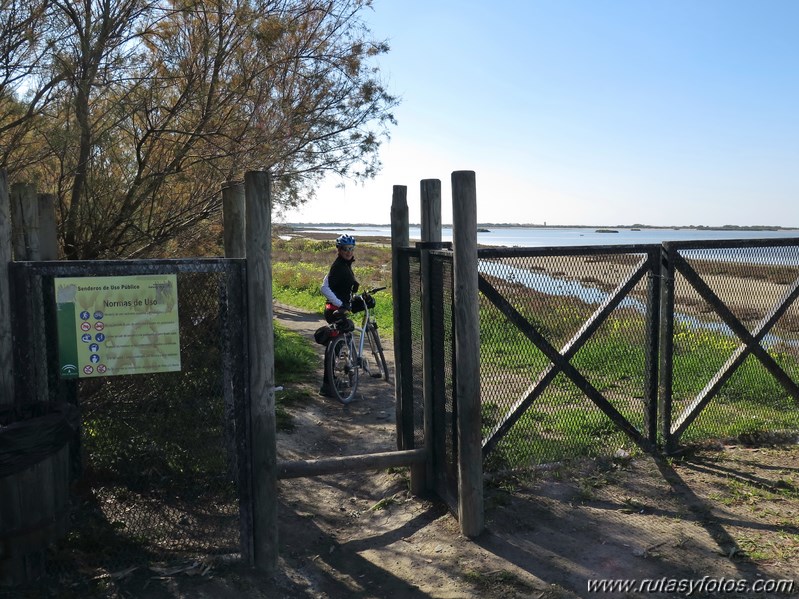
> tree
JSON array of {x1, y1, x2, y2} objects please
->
[{"x1": 1, "y1": 0, "x2": 397, "y2": 258}]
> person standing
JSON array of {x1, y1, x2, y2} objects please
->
[{"x1": 319, "y1": 234, "x2": 359, "y2": 396}]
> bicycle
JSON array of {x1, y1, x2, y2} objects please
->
[{"x1": 325, "y1": 286, "x2": 390, "y2": 404}]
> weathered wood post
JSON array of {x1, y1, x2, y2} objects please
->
[
  {"x1": 390, "y1": 186, "x2": 413, "y2": 453},
  {"x1": 37, "y1": 194, "x2": 58, "y2": 261},
  {"x1": 10, "y1": 183, "x2": 39, "y2": 261},
  {"x1": 221, "y1": 180, "x2": 246, "y2": 509},
  {"x1": 244, "y1": 171, "x2": 277, "y2": 572},
  {"x1": 0, "y1": 170, "x2": 13, "y2": 407},
  {"x1": 222, "y1": 181, "x2": 246, "y2": 258},
  {"x1": 419, "y1": 179, "x2": 441, "y2": 493},
  {"x1": 451, "y1": 170, "x2": 483, "y2": 537}
]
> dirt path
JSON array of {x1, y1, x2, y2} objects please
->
[
  {"x1": 147, "y1": 302, "x2": 799, "y2": 599},
  {"x1": 265, "y1": 303, "x2": 799, "y2": 599}
]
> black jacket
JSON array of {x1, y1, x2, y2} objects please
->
[{"x1": 326, "y1": 255, "x2": 357, "y2": 307}]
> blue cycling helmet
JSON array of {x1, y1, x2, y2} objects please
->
[{"x1": 335, "y1": 234, "x2": 356, "y2": 248}]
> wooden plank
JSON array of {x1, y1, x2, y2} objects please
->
[{"x1": 277, "y1": 448, "x2": 426, "y2": 479}]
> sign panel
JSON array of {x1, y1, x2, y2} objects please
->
[{"x1": 54, "y1": 275, "x2": 181, "y2": 378}]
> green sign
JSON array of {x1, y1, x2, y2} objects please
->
[{"x1": 54, "y1": 275, "x2": 181, "y2": 378}]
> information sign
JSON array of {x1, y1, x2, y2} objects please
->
[{"x1": 54, "y1": 274, "x2": 181, "y2": 378}]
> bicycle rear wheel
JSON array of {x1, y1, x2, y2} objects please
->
[
  {"x1": 327, "y1": 335, "x2": 359, "y2": 403},
  {"x1": 365, "y1": 324, "x2": 389, "y2": 382}
]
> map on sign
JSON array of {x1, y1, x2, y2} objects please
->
[{"x1": 54, "y1": 274, "x2": 181, "y2": 378}]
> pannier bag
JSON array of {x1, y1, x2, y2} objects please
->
[
  {"x1": 314, "y1": 325, "x2": 333, "y2": 345},
  {"x1": 314, "y1": 318, "x2": 353, "y2": 344},
  {"x1": 351, "y1": 293, "x2": 376, "y2": 313},
  {"x1": 337, "y1": 318, "x2": 355, "y2": 333}
]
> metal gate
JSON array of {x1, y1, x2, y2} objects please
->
[{"x1": 406, "y1": 237, "x2": 799, "y2": 486}]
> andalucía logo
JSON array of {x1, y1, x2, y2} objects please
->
[{"x1": 61, "y1": 364, "x2": 78, "y2": 376}]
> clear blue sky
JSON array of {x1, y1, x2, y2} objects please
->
[{"x1": 282, "y1": 0, "x2": 799, "y2": 227}]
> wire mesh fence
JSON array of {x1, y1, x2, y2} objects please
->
[
  {"x1": 414, "y1": 239, "x2": 799, "y2": 478},
  {"x1": 476, "y1": 249, "x2": 657, "y2": 471},
  {"x1": 8, "y1": 260, "x2": 249, "y2": 583},
  {"x1": 664, "y1": 241, "x2": 799, "y2": 446}
]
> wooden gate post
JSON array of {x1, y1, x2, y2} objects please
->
[
  {"x1": 244, "y1": 171, "x2": 277, "y2": 573},
  {"x1": 222, "y1": 181, "x2": 246, "y2": 258},
  {"x1": 451, "y1": 170, "x2": 484, "y2": 537},
  {"x1": 419, "y1": 179, "x2": 441, "y2": 493},
  {"x1": 390, "y1": 186, "x2": 413, "y2": 453},
  {"x1": 10, "y1": 183, "x2": 39, "y2": 261},
  {"x1": 0, "y1": 170, "x2": 13, "y2": 407},
  {"x1": 37, "y1": 194, "x2": 58, "y2": 261}
]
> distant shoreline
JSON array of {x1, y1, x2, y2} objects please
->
[{"x1": 284, "y1": 223, "x2": 799, "y2": 232}]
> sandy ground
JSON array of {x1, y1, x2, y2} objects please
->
[
  {"x1": 252, "y1": 302, "x2": 799, "y2": 599},
  {"x1": 14, "y1": 267, "x2": 799, "y2": 599}
]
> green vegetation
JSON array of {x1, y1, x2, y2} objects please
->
[
  {"x1": 271, "y1": 235, "x2": 799, "y2": 472},
  {"x1": 271, "y1": 236, "x2": 395, "y2": 337},
  {"x1": 478, "y1": 286, "x2": 799, "y2": 470}
]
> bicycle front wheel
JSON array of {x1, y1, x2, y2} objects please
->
[
  {"x1": 366, "y1": 324, "x2": 389, "y2": 382},
  {"x1": 327, "y1": 335, "x2": 359, "y2": 403}
]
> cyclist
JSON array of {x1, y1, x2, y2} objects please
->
[{"x1": 319, "y1": 234, "x2": 359, "y2": 396}]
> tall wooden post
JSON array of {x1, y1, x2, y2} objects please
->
[
  {"x1": 37, "y1": 194, "x2": 58, "y2": 261},
  {"x1": 419, "y1": 179, "x2": 441, "y2": 493},
  {"x1": 390, "y1": 186, "x2": 412, "y2": 452},
  {"x1": 222, "y1": 181, "x2": 246, "y2": 258},
  {"x1": 10, "y1": 183, "x2": 39, "y2": 260},
  {"x1": 244, "y1": 171, "x2": 277, "y2": 572},
  {"x1": 0, "y1": 170, "x2": 13, "y2": 407},
  {"x1": 451, "y1": 170, "x2": 483, "y2": 537}
]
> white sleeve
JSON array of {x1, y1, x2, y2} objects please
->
[{"x1": 321, "y1": 274, "x2": 342, "y2": 307}]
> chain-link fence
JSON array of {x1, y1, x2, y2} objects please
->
[
  {"x1": 476, "y1": 247, "x2": 658, "y2": 471},
  {"x1": 412, "y1": 239, "x2": 799, "y2": 479},
  {"x1": 661, "y1": 240, "x2": 799, "y2": 449},
  {"x1": 8, "y1": 259, "x2": 249, "y2": 583}
]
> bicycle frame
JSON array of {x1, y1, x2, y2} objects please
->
[{"x1": 326, "y1": 286, "x2": 388, "y2": 403}]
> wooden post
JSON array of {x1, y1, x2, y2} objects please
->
[
  {"x1": 37, "y1": 194, "x2": 58, "y2": 261},
  {"x1": 221, "y1": 180, "x2": 246, "y2": 503},
  {"x1": 244, "y1": 171, "x2": 277, "y2": 573},
  {"x1": 658, "y1": 244, "x2": 677, "y2": 454},
  {"x1": 222, "y1": 181, "x2": 246, "y2": 258},
  {"x1": 10, "y1": 183, "x2": 39, "y2": 260},
  {"x1": 419, "y1": 179, "x2": 441, "y2": 494},
  {"x1": 0, "y1": 170, "x2": 13, "y2": 407},
  {"x1": 390, "y1": 186, "x2": 412, "y2": 452},
  {"x1": 451, "y1": 170, "x2": 483, "y2": 537}
]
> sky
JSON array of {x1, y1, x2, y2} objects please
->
[{"x1": 281, "y1": 0, "x2": 799, "y2": 227}]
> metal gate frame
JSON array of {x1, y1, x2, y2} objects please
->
[
  {"x1": 411, "y1": 237, "x2": 799, "y2": 481},
  {"x1": 658, "y1": 238, "x2": 799, "y2": 453}
]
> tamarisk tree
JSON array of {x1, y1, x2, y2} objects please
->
[{"x1": 0, "y1": 0, "x2": 396, "y2": 258}]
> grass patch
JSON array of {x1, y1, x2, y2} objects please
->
[{"x1": 274, "y1": 321, "x2": 317, "y2": 383}]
